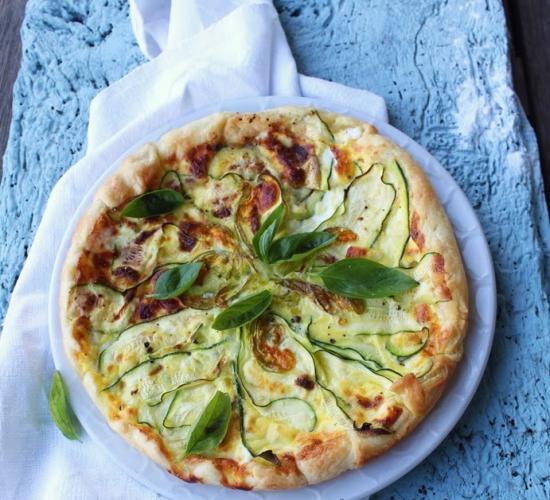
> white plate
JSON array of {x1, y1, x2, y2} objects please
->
[{"x1": 49, "y1": 96, "x2": 496, "y2": 499}]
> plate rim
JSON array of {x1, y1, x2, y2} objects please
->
[{"x1": 48, "y1": 95, "x2": 497, "y2": 499}]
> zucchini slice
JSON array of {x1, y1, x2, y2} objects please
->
[
  {"x1": 306, "y1": 298, "x2": 421, "y2": 339},
  {"x1": 385, "y1": 328, "x2": 429, "y2": 357},
  {"x1": 237, "y1": 318, "x2": 317, "y2": 405},
  {"x1": 258, "y1": 398, "x2": 316, "y2": 432},
  {"x1": 235, "y1": 173, "x2": 284, "y2": 248},
  {"x1": 160, "y1": 170, "x2": 184, "y2": 192},
  {"x1": 320, "y1": 164, "x2": 396, "y2": 259},
  {"x1": 399, "y1": 252, "x2": 452, "y2": 305},
  {"x1": 313, "y1": 349, "x2": 393, "y2": 427},
  {"x1": 308, "y1": 336, "x2": 382, "y2": 372},
  {"x1": 98, "y1": 308, "x2": 212, "y2": 379},
  {"x1": 305, "y1": 110, "x2": 334, "y2": 144},
  {"x1": 68, "y1": 283, "x2": 130, "y2": 334},
  {"x1": 110, "y1": 226, "x2": 164, "y2": 290},
  {"x1": 410, "y1": 357, "x2": 434, "y2": 378},
  {"x1": 235, "y1": 373, "x2": 317, "y2": 458},
  {"x1": 370, "y1": 160, "x2": 409, "y2": 267},
  {"x1": 285, "y1": 187, "x2": 345, "y2": 235},
  {"x1": 182, "y1": 250, "x2": 253, "y2": 309},
  {"x1": 208, "y1": 146, "x2": 267, "y2": 180},
  {"x1": 158, "y1": 219, "x2": 239, "y2": 266},
  {"x1": 319, "y1": 147, "x2": 335, "y2": 190},
  {"x1": 104, "y1": 340, "x2": 231, "y2": 404},
  {"x1": 163, "y1": 380, "x2": 218, "y2": 429},
  {"x1": 186, "y1": 173, "x2": 243, "y2": 223},
  {"x1": 373, "y1": 368, "x2": 402, "y2": 382},
  {"x1": 257, "y1": 111, "x2": 335, "y2": 191}
]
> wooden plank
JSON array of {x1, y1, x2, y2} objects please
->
[
  {"x1": 503, "y1": 0, "x2": 550, "y2": 206},
  {"x1": 0, "y1": 0, "x2": 26, "y2": 178}
]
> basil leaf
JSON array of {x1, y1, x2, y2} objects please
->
[
  {"x1": 149, "y1": 262, "x2": 202, "y2": 299},
  {"x1": 49, "y1": 371, "x2": 80, "y2": 441},
  {"x1": 252, "y1": 205, "x2": 285, "y2": 262},
  {"x1": 268, "y1": 231, "x2": 336, "y2": 263},
  {"x1": 212, "y1": 291, "x2": 272, "y2": 330},
  {"x1": 320, "y1": 258, "x2": 418, "y2": 299},
  {"x1": 121, "y1": 188, "x2": 184, "y2": 218},
  {"x1": 185, "y1": 391, "x2": 232, "y2": 456}
]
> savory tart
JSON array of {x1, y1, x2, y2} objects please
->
[{"x1": 60, "y1": 107, "x2": 468, "y2": 490}]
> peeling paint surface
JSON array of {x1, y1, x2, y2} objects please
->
[{"x1": 1, "y1": 0, "x2": 549, "y2": 498}]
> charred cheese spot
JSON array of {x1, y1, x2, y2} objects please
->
[
  {"x1": 72, "y1": 316, "x2": 92, "y2": 352},
  {"x1": 330, "y1": 145, "x2": 354, "y2": 179},
  {"x1": 112, "y1": 266, "x2": 140, "y2": 284},
  {"x1": 213, "y1": 458, "x2": 252, "y2": 490},
  {"x1": 374, "y1": 405, "x2": 403, "y2": 430},
  {"x1": 75, "y1": 250, "x2": 114, "y2": 284},
  {"x1": 148, "y1": 365, "x2": 163, "y2": 377},
  {"x1": 134, "y1": 229, "x2": 157, "y2": 244},
  {"x1": 212, "y1": 206, "x2": 231, "y2": 218},
  {"x1": 346, "y1": 246, "x2": 368, "y2": 258},
  {"x1": 356, "y1": 394, "x2": 383, "y2": 409},
  {"x1": 414, "y1": 303, "x2": 431, "y2": 324},
  {"x1": 431, "y1": 253, "x2": 452, "y2": 300},
  {"x1": 410, "y1": 211, "x2": 425, "y2": 250},
  {"x1": 262, "y1": 131, "x2": 312, "y2": 187},
  {"x1": 75, "y1": 291, "x2": 98, "y2": 313},
  {"x1": 295, "y1": 374, "x2": 315, "y2": 390},
  {"x1": 236, "y1": 174, "x2": 282, "y2": 238},
  {"x1": 132, "y1": 298, "x2": 181, "y2": 322},
  {"x1": 186, "y1": 143, "x2": 221, "y2": 179},
  {"x1": 178, "y1": 221, "x2": 199, "y2": 251},
  {"x1": 331, "y1": 228, "x2": 358, "y2": 243}
]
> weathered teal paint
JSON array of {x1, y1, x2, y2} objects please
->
[{"x1": 0, "y1": 0, "x2": 548, "y2": 498}]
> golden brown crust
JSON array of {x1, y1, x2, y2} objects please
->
[{"x1": 59, "y1": 106, "x2": 468, "y2": 490}]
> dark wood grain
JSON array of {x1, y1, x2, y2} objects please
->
[
  {"x1": 0, "y1": 0, "x2": 26, "y2": 178},
  {"x1": 504, "y1": 0, "x2": 550, "y2": 206}
]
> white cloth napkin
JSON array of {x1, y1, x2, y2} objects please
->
[{"x1": 0, "y1": 1, "x2": 387, "y2": 498}]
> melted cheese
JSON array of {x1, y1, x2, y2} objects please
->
[{"x1": 68, "y1": 109, "x2": 454, "y2": 469}]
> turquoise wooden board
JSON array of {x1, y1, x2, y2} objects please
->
[{"x1": 0, "y1": 0, "x2": 548, "y2": 498}]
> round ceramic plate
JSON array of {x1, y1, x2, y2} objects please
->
[{"x1": 49, "y1": 96, "x2": 496, "y2": 499}]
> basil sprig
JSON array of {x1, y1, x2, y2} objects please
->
[
  {"x1": 252, "y1": 205, "x2": 285, "y2": 262},
  {"x1": 320, "y1": 258, "x2": 418, "y2": 299},
  {"x1": 49, "y1": 371, "x2": 80, "y2": 441},
  {"x1": 212, "y1": 291, "x2": 272, "y2": 330},
  {"x1": 121, "y1": 188, "x2": 184, "y2": 218},
  {"x1": 268, "y1": 231, "x2": 336, "y2": 263},
  {"x1": 149, "y1": 262, "x2": 202, "y2": 299},
  {"x1": 251, "y1": 204, "x2": 334, "y2": 264},
  {"x1": 185, "y1": 391, "x2": 232, "y2": 456}
]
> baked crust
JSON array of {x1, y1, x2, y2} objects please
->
[{"x1": 59, "y1": 106, "x2": 468, "y2": 490}]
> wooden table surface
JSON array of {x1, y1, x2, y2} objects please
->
[{"x1": 1, "y1": 0, "x2": 549, "y2": 209}]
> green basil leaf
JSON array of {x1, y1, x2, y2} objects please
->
[
  {"x1": 185, "y1": 391, "x2": 232, "y2": 456},
  {"x1": 252, "y1": 205, "x2": 285, "y2": 262},
  {"x1": 121, "y1": 188, "x2": 184, "y2": 218},
  {"x1": 149, "y1": 262, "x2": 202, "y2": 299},
  {"x1": 268, "y1": 231, "x2": 336, "y2": 263},
  {"x1": 320, "y1": 258, "x2": 418, "y2": 299},
  {"x1": 49, "y1": 371, "x2": 80, "y2": 441},
  {"x1": 212, "y1": 291, "x2": 272, "y2": 330}
]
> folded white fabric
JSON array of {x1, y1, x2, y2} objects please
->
[
  {"x1": 0, "y1": 1, "x2": 387, "y2": 498},
  {"x1": 88, "y1": 0, "x2": 387, "y2": 149}
]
